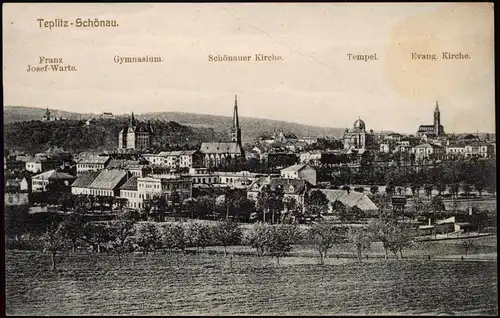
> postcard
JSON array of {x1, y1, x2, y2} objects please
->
[{"x1": 3, "y1": 2, "x2": 496, "y2": 316}]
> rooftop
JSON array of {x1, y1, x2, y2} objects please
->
[
  {"x1": 89, "y1": 170, "x2": 129, "y2": 189},
  {"x1": 71, "y1": 171, "x2": 100, "y2": 188},
  {"x1": 32, "y1": 170, "x2": 76, "y2": 181},
  {"x1": 320, "y1": 189, "x2": 379, "y2": 211},
  {"x1": 199, "y1": 142, "x2": 242, "y2": 154},
  {"x1": 120, "y1": 176, "x2": 138, "y2": 191}
]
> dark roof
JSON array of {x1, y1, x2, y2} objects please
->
[
  {"x1": 77, "y1": 155, "x2": 110, "y2": 164},
  {"x1": 106, "y1": 159, "x2": 144, "y2": 169},
  {"x1": 32, "y1": 170, "x2": 76, "y2": 181},
  {"x1": 71, "y1": 171, "x2": 100, "y2": 188},
  {"x1": 89, "y1": 170, "x2": 129, "y2": 190},
  {"x1": 119, "y1": 176, "x2": 138, "y2": 191},
  {"x1": 199, "y1": 142, "x2": 242, "y2": 154}
]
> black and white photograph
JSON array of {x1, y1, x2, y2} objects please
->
[{"x1": 3, "y1": 2, "x2": 497, "y2": 316}]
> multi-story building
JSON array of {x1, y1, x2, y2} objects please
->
[
  {"x1": 413, "y1": 143, "x2": 445, "y2": 162},
  {"x1": 445, "y1": 143, "x2": 466, "y2": 159},
  {"x1": 247, "y1": 177, "x2": 312, "y2": 210},
  {"x1": 137, "y1": 175, "x2": 192, "y2": 203},
  {"x1": 76, "y1": 155, "x2": 111, "y2": 173},
  {"x1": 32, "y1": 170, "x2": 76, "y2": 192},
  {"x1": 464, "y1": 142, "x2": 494, "y2": 158},
  {"x1": 118, "y1": 113, "x2": 154, "y2": 150},
  {"x1": 119, "y1": 176, "x2": 142, "y2": 209},
  {"x1": 25, "y1": 157, "x2": 60, "y2": 173},
  {"x1": 280, "y1": 164, "x2": 317, "y2": 186},
  {"x1": 148, "y1": 150, "x2": 203, "y2": 169}
]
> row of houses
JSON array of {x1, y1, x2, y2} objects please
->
[{"x1": 379, "y1": 141, "x2": 495, "y2": 161}]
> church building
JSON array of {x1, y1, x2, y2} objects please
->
[
  {"x1": 118, "y1": 112, "x2": 154, "y2": 151},
  {"x1": 417, "y1": 101, "x2": 445, "y2": 138},
  {"x1": 199, "y1": 95, "x2": 245, "y2": 168}
]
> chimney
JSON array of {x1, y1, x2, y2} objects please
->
[
  {"x1": 469, "y1": 206, "x2": 473, "y2": 216},
  {"x1": 428, "y1": 218, "x2": 431, "y2": 226}
]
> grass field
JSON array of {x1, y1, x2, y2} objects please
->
[{"x1": 5, "y1": 248, "x2": 498, "y2": 315}]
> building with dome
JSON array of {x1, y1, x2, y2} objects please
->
[
  {"x1": 342, "y1": 117, "x2": 374, "y2": 152},
  {"x1": 118, "y1": 113, "x2": 154, "y2": 151}
]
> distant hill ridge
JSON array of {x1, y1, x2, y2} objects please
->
[{"x1": 3, "y1": 106, "x2": 346, "y2": 143}]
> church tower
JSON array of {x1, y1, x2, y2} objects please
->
[
  {"x1": 230, "y1": 94, "x2": 242, "y2": 145},
  {"x1": 434, "y1": 101, "x2": 440, "y2": 136},
  {"x1": 129, "y1": 112, "x2": 136, "y2": 127}
]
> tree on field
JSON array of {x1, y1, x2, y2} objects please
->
[
  {"x1": 244, "y1": 222, "x2": 271, "y2": 257},
  {"x1": 341, "y1": 185, "x2": 351, "y2": 194},
  {"x1": 346, "y1": 227, "x2": 372, "y2": 262},
  {"x1": 59, "y1": 212, "x2": 86, "y2": 252},
  {"x1": 161, "y1": 223, "x2": 188, "y2": 254},
  {"x1": 135, "y1": 223, "x2": 162, "y2": 255},
  {"x1": 370, "y1": 185, "x2": 379, "y2": 195},
  {"x1": 307, "y1": 222, "x2": 345, "y2": 265},
  {"x1": 39, "y1": 212, "x2": 65, "y2": 271},
  {"x1": 387, "y1": 222, "x2": 416, "y2": 259},
  {"x1": 83, "y1": 222, "x2": 111, "y2": 253},
  {"x1": 461, "y1": 239, "x2": 476, "y2": 258},
  {"x1": 107, "y1": 220, "x2": 135, "y2": 258},
  {"x1": 186, "y1": 221, "x2": 213, "y2": 251},
  {"x1": 266, "y1": 224, "x2": 302, "y2": 265},
  {"x1": 5, "y1": 205, "x2": 31, "y2": 242},
  {"x1": 368, "y1": 218, "x2": 394, "y2": 261},
  {"x1": 211, "y1": 220, "x2": 242, "y2": 256}
]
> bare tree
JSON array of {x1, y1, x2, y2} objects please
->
[
  {"x1": 461, "y1": 239, "x2": 476, "y2": 258},
  {"x1": 243, "y1": 222, "x2": 271, "y2": 257},
  {"x1": 307, "y1": 222, "x2": 344, "y2": 265},
  {"x1": 347, "y1": 227, "x2": 372, "y2": 262}
]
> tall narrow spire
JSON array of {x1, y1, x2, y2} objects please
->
[
  {"x1": 435, "y1": 100, "x2": 439, "y2": 111},
  {"x1": 230, "y1": 94, "x2": 241, "y2": 144},
  {"x1": 129, "y1": 112, "x2": 136, "y2": 126},
  {"x1": 233, "y1": 94, "x2": 239, "y2": 129}
]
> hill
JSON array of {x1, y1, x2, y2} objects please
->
[
  {"x1": 3, "y1": 106, "x2": 345, "y2": 144},
  {"x1": 4, "y1": 118, "x2": 221, "y2": 154}
]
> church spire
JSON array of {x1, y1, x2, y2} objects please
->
[
  {"x1": 435, "y1": 100, "x2": 439, "y2": 112},
  {"x1": 230, "y1": 94, "x2": 241, "y2": 144},
  {"x1": 129, "y1": 112, "x2": 136, "y2": 127},
  {"x1": 233, "y1": 94, "x2": 239, "y2": 129}
]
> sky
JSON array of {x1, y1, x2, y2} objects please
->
[{"x1": 2, "y1": 3, "x2": 495, "y2": 134}]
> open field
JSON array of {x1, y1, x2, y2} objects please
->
[
  {"x1": 202, "y1": 235, "x2": 497, "y2": 261},
  {"x1": 5, "y1": 248, "x2": 498, "y2": 316}
]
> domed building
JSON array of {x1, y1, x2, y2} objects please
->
[{"x1": 342, "y1": 117, "x2": 374, "y2": 152}]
